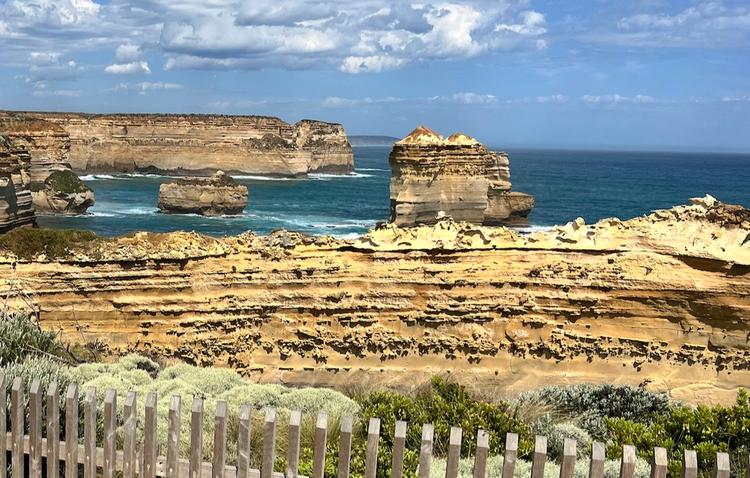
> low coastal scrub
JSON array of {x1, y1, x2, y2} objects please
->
[
  {"x1": 0, "y1": 228, "x2": 105, "y2": 260},
  {"x1": 45, "y1": 170, "x2": 92, "y2": 194},
  {"x1": 1, "y1": 315, "x2": 748, "y2": 478}
]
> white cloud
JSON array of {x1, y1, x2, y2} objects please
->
[
  {"x1": 25, "y1": 52, "x2": 81, "y2": 83},
  {"x1": 115, "y1": 43, "x2": 142, "y2": 63},
  {"x1": 323, "y1": 96, "x2": 402, "y2": 107},
  {"x1": 32, "y1": 88, "x2": 80, "y2": 97},
  {"x1": 339, "y1": 55, "x2": 407, "y2": 74},
  {"x1": 433, "y1": 92, "x2": 498, "y2": 105},
  {"x1": 495, "y1": 10, "x2": 547, "y2": 36},
  {"x1": 115, "y1": 81, "x2": 183, "y2": 93},
  {"x1": 105, "y1": 61, "x2": 151, "y2": 75},
  {"x1": 582, "y1": 94, "x2": 657, "y2": 104}
]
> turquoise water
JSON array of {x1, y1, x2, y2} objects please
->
[{"x1": 37, "y1": 147, "x2": 750, "y2": 237}]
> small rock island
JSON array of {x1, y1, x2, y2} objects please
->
[{"x1": 158, "y1": 171, "x2": 248, "y2": 216}]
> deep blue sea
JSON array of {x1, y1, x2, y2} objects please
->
[{"x1": 37, "y1": 147, "x2": 750, "y2": 237}]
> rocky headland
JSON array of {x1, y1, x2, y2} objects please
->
[
  {"x1": 158, "y1": 171, "x2": 248, "y2": 216},
  {"x1": 0, "y1": 111, "x2": 354, "y2": 177},
  {"x1": 0, "y1": 136, "x2": 36, "y2": 232},
  {"x1": 389, "y1": 126, "x2": 534, "y2": 226},
  {"x1": 1, "y1": 196, "x2": 748, "y2": 404}
]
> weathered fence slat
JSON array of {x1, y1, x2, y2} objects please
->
[
  {"x1": 167, "y1": 395, "x2": 182, "y2": 478},
  {"x1": 364, "y1": 418, "x2": 381, "y2": 478},
  {"x1": 589, "y1": 441, "x2": 605, "y2": 478},
  {"x1": 237, "y1": 404, "x2": 251, "y2": 478},
  {"x1": 714, "y1": 452, "x2": 730, "y2": 478},
  {"x1": 502, "y1": 432, "x2": 518, "y2": 478},
  {"x1": 531, "y1": 435, "x2": 547, "y2": 478},
  {"x1": 84, "y1": 387, "x2": 97, "y2": 478},
  {"x1": 0, "y1": 374, "x2": 5, "y2": 478},
  {"x1": 29, "y1": 379, "x2": 42, "y2": 478},
  {"x1": 103, "y1": 389, "x2": 117, "y2": 478},
  {"x1": 286, "y1": 411, "x2": 302, "y2": 478},
  {"x1": 312, "y1": 413, "x2": 328, "y2": 478},
  {"x1": 262, "y1": 408, "x2": 277, "y2": 478},
  {"x1": 65, "y1": 384, "x2": 79, "y2": 478},
  {"x1": 337, "y1": 415, "x2": 354, "y2": 478},
  {"x1": 123, "y1": 391, "x2": 138, "y2": 478},
  {"x1": 682, "y1": 450, "x2": 698, "y2": 478},
  {"x1": 11, "y1": 378, "x2": 24, "y2": 478},
  {"x1": 473, "y1": 429, "x2": 489, "y2": 478},
  {"x1": 620, "y1": 445, "x2": 636, "y2": 478},
  {"x1": 417, "y1": 423, "x2": 434, "y2": 478},
  {"x1": 190, "y1": 397, "x2": 204, "y2": 478},
  {"x1": 46, "y1": 382, "x2": 60, "y2": 478},
  {"x1": 213, "y1": 401, "x2": 228, "y2": 478},
  {"x1": 559, "y1": 438, "x2": 577, "y2": 478},
  {"x1": 391, "y1": 421, "x2": 407, "y2": 478},
  {"x1": 445, "y1": 426, "x2": 462, "y2": 478},
  {"x1": 143, "y1": 392, "x2": 158, "y2": 478},
  {"x1": 651, "y1": 447, "x2": 667, "y2": 478}
]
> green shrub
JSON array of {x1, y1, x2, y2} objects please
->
[
  {"x1": 0, "y1": 228, "x2": 105, "y2": 260},
  {"x1": 0, "y1": 313, "x2": 66, "y2": 365},
  {"x1": 45, "y1": 170, "x2": 91, "y2": 194}
]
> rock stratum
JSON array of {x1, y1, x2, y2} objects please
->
[
  {"x1": 1, "y1": 196, "x2": 749, "y2": 404},
  {"x1": 0, "y1": 135, "x2": 36, "y2": 232},
  {"x1": 158, "y1": 171, "x2": 248, "y2": 216},
  {"x1": 390, "y1": 126, "x2": 534, "y2": 226},
  {"x1": 0, "y1": 111, "x2": 354, "y2": 177}
]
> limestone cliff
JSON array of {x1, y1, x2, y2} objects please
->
[
  {"x1": 0, "y1": 111, "x2": 354, "y2": 177},
  {"x1": 0, "y1": 136, "x2": 36, "y2": 232},
  {"x1": 389, "y1": 126, "x2": 534, "y2": 226},
  {"x1": 158, "y1": 171, "x2": 248, "y2": 216},
  {"x1": 1, "y1": 196, "x2": 749, "y2": 404}
]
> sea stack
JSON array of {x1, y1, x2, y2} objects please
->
[
  {"x1": 158, "y1": 171, "x2": 248, "y2": 216},
  {"x1": 0, "y1": 135, "x2": 36, "y2": 233},
  {"x1": 389, "y1": 126, "x2": 534, "y2": 226}
]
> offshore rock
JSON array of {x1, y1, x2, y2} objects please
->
[
  {"x1": 389, "y1": 126, "x2": 534, "y2": 226},
  {"x1": 0, "y1": 111, "x2": 354, "y2": 177},
  {"x1": 0, "y1": 136, "x2": 36, "y2": 232},
  {"x1": 2, "y1": 197, "x2": 749, "y2": 404},
  {"x1": 158, "y1": 171, "x2": 248, "y2": 216},
  {"x1": 31, "y1": 170, "x2": 95, "y2": 215}
]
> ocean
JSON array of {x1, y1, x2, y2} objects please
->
[{"x1": 36, "y1": 147, "x2": 750, "y2": 238}]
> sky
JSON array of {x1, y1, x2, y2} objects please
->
[{"x1": 0, "y1": 0, "x2": 749, "y2": 151}]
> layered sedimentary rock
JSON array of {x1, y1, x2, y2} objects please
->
[
  {"x1": 158, "y1": 171, "x2": 248, "y2": 216},
  {"x1": 390, "y1": 127, "x2": 534, "y2": 226},
  {"x1": 0, "y1": 136, "x2": 36, "y2": 232},
  {"x1": 0, "y1": 115, "x2": 95, "y2": 214},
  {"x1": 0, "y1": 111, "x2": 354, "y2": 177},
  {"x1": 1, "y1": 197, "x2": 749, "y2": 404}
]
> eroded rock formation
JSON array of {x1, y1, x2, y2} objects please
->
[
  {"x1": 158, "y1": 171, "x2": 248, "y2": 216},
  {"x1": 1, "y1": 196, "x2": 748, "y2": 404},
  {"x1": 389, "y1": 126, "x2": 534, "y2": 226},
  {"x1": 0, "y1": 136, "x2": 36, "y2": 232},
  {"x1": 31, "y1": 170, "x2": 95, "y2": 215},
  {"x1": 0, "y1": 111, "x2": 354, "y2": 177}
]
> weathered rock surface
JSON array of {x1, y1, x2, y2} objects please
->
[
  {"x1": 1, "y1": 197, "x2": 749, "y2": 404},
  {"x1": 158, "y1": 171, "x2": 248, "y2": 216},
  {"x1": 0, "y1": 136, "x2": 36, "y2": 232},
  {"x1": 389, "y1": 126, "x2": 534, "y2": 226},
  {"x1": 0, "y1": 115, "x2": 95, "y2": 214},
  {"x1": 0, "y1": 111, "x2": 354, "y2": 177}
]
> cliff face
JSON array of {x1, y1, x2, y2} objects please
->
[
  {"x1": 2, "y1": 196, "x2": 749, "y2": 404},
  {"x1": 0, "y1": 136, "x2": 36, "y2": 232},
  {"x1": 1, "y1": 111, "x2": 354, "y2": 177},
  {"x1": 158, "y1": 171, "x2": 248, "y2": 216},
  {"x1": 389, "y1": 127, "x2": 534, "y2": 226}
]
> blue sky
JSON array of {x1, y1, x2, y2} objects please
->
[{"x1": 1, "y1": 0, "x2": 749, "y2": 151}]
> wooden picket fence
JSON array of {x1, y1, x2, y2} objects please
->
[{"x1": 0, "y1": 375, "x2": 743, "y2": 478}]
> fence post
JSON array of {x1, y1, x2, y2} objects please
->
[
  {"x1": 167, "y1": 395, "x2": 182, "y2": 478},
  {"x1": 65, "y1": 384, "x2": 79, "y2": 478},
  {"x1": 11, "y1": 378, "x2": 24, "y2": 478},
  {"x1": 47, "y1": 382, "x2": 60, "y2": 478},
  {"x1": 559, "y1": 438, "x2": 576, "y2": 478},
  {"x1": 650, "y1": 447, "x2": 667, "y2": 478},
  {"x1": 143, "y1": 392, "x2": 158, "y2": 478},
  {"x1": 714, "y1": 452, "x2": 730, "y2": 478},
  {"x1": 213, "y1": 401, "x2": 228, "y2": 478},
  {"x1": 473, "y1": 430, "x2": 489, "y2": 478},
  {"x1": 589, "y1": 442, "x2": 605, "y2": 478},
  {"x1": 417, "y1": 424, "x2": 434, "y2": 478},
  {"x1": 502, "y1": 433, "x2": 518, "y2": 478},
  {"x1": 190, "y1": 397, "x2": 204, "y2": 478},
  {"x1": 531, "y1": 435, "x2": 547, "y2": 478},
  {"x1": 0, "y1": 374, "x2": 5, "y2": 478},
  {"x1": 286, "y1": 411, "x2": 301, "y2": 478},
  {"x1": 103, "y1": 389, "x2": 117, "y2": 478},
  {"x1": 237, "y1": 405, "x2": 251, "y2": 478},
  {"x1": 312, "y1": 413, "x2": 329, "y2": 478},
  {"x1": 261, "y1": 408, "x2": 277, "y2": 478},
  {"x1": 123, "y1": 391, "x2": 138, "y2": 478},
  {"x1": 392, "y1": 421, "x2": 407, "y2": 478},
  {"x1": 84, "y1": 387, "x2": 97, "y2": 478},
  {"x1": 30, "y1": 379, "x2": 43, "y2": 478},
  {"x1": 337, "y1": 416, "x2": 353, "y2": 478},
  {"x1": 682, "y1": 450, "x2": 697, "y2": 478},
  {"x1": 445, "y1": 427, "x2": 462, "y2": 478},
  {"x1": 364, "y1": 418, "x2": 381, "y2": 478}
]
